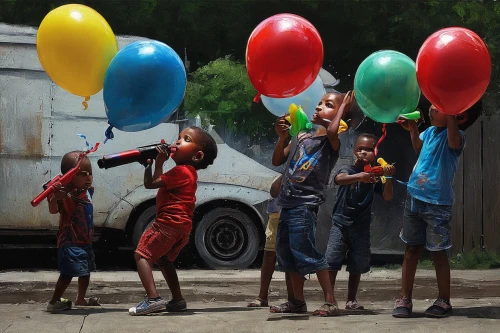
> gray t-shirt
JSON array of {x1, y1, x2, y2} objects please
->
[{"x1": 277, "y1": 133, "x2": 339, "y2": 208}]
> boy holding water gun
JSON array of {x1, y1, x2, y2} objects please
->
[
  {"x1": 325, "y1": 133, "x2": 395, "y2": 311},
  {"x1": 46, "y1": 151, "x2": 100, "y2": 312}
]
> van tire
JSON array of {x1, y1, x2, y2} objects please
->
[
  {"x1": 195, "y1": 208, "x2": 259, "y2": 269},
  {"x1": 132, "y1": 205, "x2": 156, "y2": 247}
]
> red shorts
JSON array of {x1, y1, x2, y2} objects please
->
[{"x1": 135, "y1": 221, "x2": 190, "y2": 264}]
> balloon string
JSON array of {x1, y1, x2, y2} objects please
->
[
  {"x1": 82, "y1": 96, "x2": 90, "y2": 110},
  {"x1": 374, "y1": 123, "x2": 387, "y2": 156},
  {"x1": 104, "y1": 124, "x2": 114, "y2": 144},
  {"x1": 253, "y1": 93, "x2": 261, "y2": 103}
]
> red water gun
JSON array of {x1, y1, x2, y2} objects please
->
[
  {"x1": 364, "y1": 158, "x2": 390, "y2": 184},
  {"x1": 31, "y1": 144, "x2": 100, "y2": 207}
]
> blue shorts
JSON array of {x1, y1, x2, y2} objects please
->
[
  {"x1": 276, "y1": 205, "x2": 328, "y2": 276},
  {"x1": 58, "y1": 244, "x2": 96, "y2": 277},
  {"x1": 400, "y1": 194, "x2": 452, "y2": 251},
  {"x1": 325, "y1": 222, "x2": 371, "y2": 274}
]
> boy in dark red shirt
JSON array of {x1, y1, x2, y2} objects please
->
[
  {"x1": 46, "y1": 151, "x2": 100, "y2": 312},
  {"x1": 129, "y1": 126, "x2": 218, "y2": 316}
]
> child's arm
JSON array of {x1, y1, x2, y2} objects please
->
[
  {"x1": 335, "y1": 171, "x2": 378, "y2": 185},
  {"x1": 144, "y1": 146, "x2": 169, "y2": 189},
  {"x1": 47, "y1": 183, "x2": 66, "y2": 214},
  {"x1": 446, "y1": 115, "x2": 463, "y2": 150},
  {"x1": 398, "y1": 117, "x2": 423, "y2": 154},
  {"x1": 317, "y1": 91, "x2": 354, "y2": 152},
  {"x1": 272, "y1": 116, "x2": 292, "y2": 166},
  {"x1": 270, "y1": 174, "x2": 283, "y2": 199},
  {"x1": 382, "y1": 179, "x2": 393, "y2": 201}
]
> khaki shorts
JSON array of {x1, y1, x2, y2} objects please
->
[{"x1": 264, "y1": 212, "x2": 280, "y2": 251}]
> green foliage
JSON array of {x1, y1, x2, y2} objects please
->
[
  {"x1": 183, "y1": 57, "x2": 275, "y2": 139},
  {"x1": 418, "y1": 250, "x2": 500, "y2": 270}
]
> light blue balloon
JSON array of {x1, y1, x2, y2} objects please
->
[
  {"x1": 104, "y1": 41, "x2": 186, "y2": 132},
  {"x1": 261, "y1": 75, "x2": 325, "y2": 119}
]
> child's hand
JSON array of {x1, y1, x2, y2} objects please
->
[
  {"x1": 155, "y1": 146, "x2": 170, "y2": 164},
  {"x1": 274, "y1": 116, "x2": 290, "y2": 139},
  {"x1": 53, "y1": 183, "x2": 67, "y2": 200},
  {"x1": 358, "y1": 172, "x2": 378, "y2": 184},
  {"x1": 341, "y1": 90, "x2": 355, "y2": 108},
  {"x1": 383, "y1": 164, "x2": 396, "y2": 176}
]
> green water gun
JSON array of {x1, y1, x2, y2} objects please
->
[
  {"x1": 398, "y1": 110, "x2": 421, "y2": 121},
  {"x1": 285, "y1": 104, "x2": 313, "y2": 136}
]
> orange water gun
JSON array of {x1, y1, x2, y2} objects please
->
[{"x1": 364, "y1": 157, "x2": 390, "y2": 184}]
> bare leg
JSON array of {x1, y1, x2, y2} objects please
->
[
  {"x1": 75, "y1": 275, "x2": 90, "y2": 305},
  {"x1": 289, "y1": 272, "x2": 305, "y2": 302},
  {"x1": 284, "y1": 272, "x2": 294, "y2": 300},
  {"x1": 347, "y1": 273, "x2": 361, "y2": 301},
  {"x1": 158, "y1": 262, "x2": 183, "y2": 302},
  {"x1": 401, "y1": 245, "x2": 424, "y2": 299},
  {"x1": 431, "y1": 250, "x2": 451, "y2": 300},
  {"x1": 134, "y1": 253, "x2": 159, "y2": 298},
  {"x1": 257, "y1": 251, "x2": 276, "y2": 300},
  {"x1": 316, "y1": 269, "x2": 335, "y2": 304},
  {"x1": 329, "y1": 270, "x2": 338, "y2": 292},
  {"x1": 50, "y1": 275, "x2": 72, "y2": 304}
]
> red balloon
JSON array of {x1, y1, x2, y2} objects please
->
[
  {"x1": 416, "y1": 27, "x2": 491, "y2": 115},
  {"x1": 246, "y1": 13, "x2": 323, "y2": 98}
]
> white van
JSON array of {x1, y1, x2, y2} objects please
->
[{"x1": 0, "y1": 24, "x2": 279, "y2": 268}]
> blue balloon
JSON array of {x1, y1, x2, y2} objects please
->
[
  {"x1": 261, "y1": 75, "x2": 325, "y2": 119},
  {"x1": 104, "y1": 41, "x2": 186, "y2": 132}
]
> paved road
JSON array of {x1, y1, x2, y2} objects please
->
[{"x1": 1, "y1": 269, "x2": 499, "y2": 332}]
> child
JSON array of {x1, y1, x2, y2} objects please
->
[
  {"x1": 247, "y1": 175, "x2": 296, "y2": 310},
  {"x1": 129, "y1": 126, "x2": 217, "y2": 316},
  {"x1": 325, "y1": 133, "x2": 395, "y2": 310},
  {"x1": 392, "y1": 102, "x2": 482, "y2": 318},
  {"x1": 272, "y1": 91, "x2": 354, "y2": 316},
  {"x1": 46, "y1": 151, "x2": 99, "y2": 312}
]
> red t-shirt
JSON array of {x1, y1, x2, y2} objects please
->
[
  {"x1": 57, "y1": 187, "x2": 94, "y2": 248},
  {"x1": 156, "y1": 165, "x2": 198, "y2": 233}
]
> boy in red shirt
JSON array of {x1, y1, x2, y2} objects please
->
[{"x1": 129, "y1": 126, "x2": 218, "y2": 316}]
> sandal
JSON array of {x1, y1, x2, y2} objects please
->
[
  {"x1": 392, "y1": 297, "x2": 412, "y2": 318},
  {"x1": 425, "y1": 298, "x2": 452, "y2": 318},
  {"x1": 312, "y1": 302, "x2": 339, "y2": 317},
  {"x1": 345, "y1": 300, "x2": 364, "y2": 310},
  {"x1": 247, "y1": 298, "x2": 269, "y2": 308},
  {"x1": 270, "y1": 300, "x2": 307, "y2": 313},
  {"x1": 165, "y1": 299, "x2": 187, "y2": 312}
]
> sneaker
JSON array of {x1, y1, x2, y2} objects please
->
[
  {"x1": 47, "y1": 299, "x2": 72, "y2": 312},
  {"x1": 129, "y1": 296, "x2": 166, "y2": 316},
  {"x1": 425, "y1": 298, "x2": 452, "y2": 318},
  {"x1": 165, "y1": 299, "x2": 187, "y2": 312},
  {"x1": 392, "y1": 297, "x2": 413, "y2": 318}
]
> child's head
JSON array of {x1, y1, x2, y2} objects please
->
[
  {"x1": 429, "y1": 100, "x2": 483, "y2": 130},
  {"x1": 171, "y1": 126, "x2": 218, "y2": 170},
  {"x1": 353, "y1": 133, "x2": 378, "y2": 166},
  {"x1": 312, "y1": 92, "x2": 347, "y2": 125},
  {"x1": 61, "y1": 151, "x2": 92, "y2": 190}
]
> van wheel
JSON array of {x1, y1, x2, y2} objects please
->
[
  {"x1": 132, "y1": 206, "x2": 156, "y2": 247},
  {"x1": 195, "y1": 208, "x2": 259, "y2": 269}
]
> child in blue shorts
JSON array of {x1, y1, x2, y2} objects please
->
[
  {"x1": 272, "y1": 91, "x2": 354, "y2": 316},
  {"x1": 393, "y1": 102, "x2": 482, "y2": 318},
  {"x1": 46, "y1": 151, "x2": 100, "y2": 312},
  {"x1": 325, "y1": 133, "x2": 394, "y2": 310}
]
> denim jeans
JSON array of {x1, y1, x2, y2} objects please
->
[
  {"x1": 276, "y1": 205, "x2": 328, "y2": 276},
  {"x1": 400, "y1": 193, "x2": 452, "y2": 251}
]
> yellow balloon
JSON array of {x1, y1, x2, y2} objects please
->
[{"x1": 36, "y1": 4, "x2": 118, "y2": 97}]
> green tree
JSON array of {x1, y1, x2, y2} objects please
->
[{"x1": 183, "y1": 57, "x2": 275, "y2": 140}]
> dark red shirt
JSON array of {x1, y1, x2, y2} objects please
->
[
  {"x1": 57, "y1": 187, "x2": 94, "y2": 248},
  {"x1": 156, "y1": 165, "x2": 197, "y2": 233}
]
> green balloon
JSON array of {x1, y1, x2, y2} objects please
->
[{"x1": 354, "y1": 50, "x2": 421, "y2": 123}]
